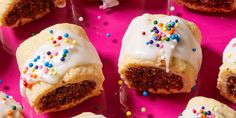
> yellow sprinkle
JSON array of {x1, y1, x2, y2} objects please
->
[
  {"x1": 228, "y1": 54, "x2": 232, "y2": 58},
  {"x1": 161, "y1": 37, "x2": 165, "y2": 41},
  {"x1": 32, "y1": 68, "x2": 35, "y2": 72},
  {"x1": 64, "y1": 38, "x2": 69, "y2": 43},
  {"x1": 72, "y1": 40, "x2": 78, "y2": 45},
  {"x1": 23, "y1": 70, "x2": 27, "y2": 74},
  {"x1": 53, "y1": 44, "x2": 57, "y2": 47},
  {"x1": 50, "y1": 37, "x2": 54, "y2": 40},
  {"x1": 175, "y1": 23, "x2": 179, "y2": 27},
  {"x1": 118, "y1": 80, "x2": 123, "y2": 85},
  {"x1": 141, "y1": 107, "x2": 146, "y2": 112},
  {"x1": 126, "y1": 111, "x2": 132, "y2": 117},
  {"x1": 163, "y1": 27, "x2": 167, "y2": 31},
  {"x1": 215, "y1": 116, "x2": 219, "y2": 118}
]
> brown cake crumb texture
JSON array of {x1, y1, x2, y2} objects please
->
[
  {"x1": 5, "y1": 0, "x2": 55, "y2": 26},
  {"x1": 125, "y1": 66, "x2": 183, "y2": 92},
  {"x1": 182, "y1": 0, "x2": 234, "y2": 9},
  {"x1": 227, "y1": 76, "x2": 236, "y2": 96},
  {"x1": 39, "y1": 80, "x2": 96, "y2": 111}
]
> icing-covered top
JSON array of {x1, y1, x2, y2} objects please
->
[
  {"x1": 74, "y1": 112, "x2": 106, "y2": 118},
  {"x1": 119, "y1": 14, "x2": 202, "y2": 73},
  {"x1": 223, "y1": 38, "x2": 236, "y2": 63},
  {"x1": 0, "y1": 91, "x2": 23, "y2": 118},
  {"x1": 20, "y1": 28, "x2": 102, "y2": 96},
  {"x1": 179, "y1": 105, "x2": 224, "y2": 118}
]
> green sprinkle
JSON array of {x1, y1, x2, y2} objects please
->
[
  {"x1": 153, "y1": 20, "x2": 158, "y2": 25},
  {"x1": 12, "y1": 105, "x2": 17, "y2": 110}
]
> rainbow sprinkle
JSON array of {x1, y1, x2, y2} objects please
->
[
  {"x1": 0, "y1": 93, "x2": 22, "y2": 116},
  {"x1": 143, "y1": 19, "x2": 180, "y2": 49},
  {"x1": 21, "y1": 30, "x2": 79, "y2": 88},
  {"x1": 179, "y1": 106, "x2": 220, "y2": 118}
]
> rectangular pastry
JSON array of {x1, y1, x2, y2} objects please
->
[
  {"x1": 118, "y1": 14, "x2": 202, "y2": 94},
  {"x1": 0, "y1": 0, "x2": 66, "y2": 27},
  {"x1": 16, "y1": 23, "x2": 104, "y2": 113}
]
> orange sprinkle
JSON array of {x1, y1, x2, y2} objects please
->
[
  {"x1": 23, "y1": 70, "x2": 27, "y2": 74},
  {"x1": 33, "y1": 74, "x2": 38, "y2": 78},
  {"x1": 169, "y1": 30, "x2": 174, "y2": 34},
  {"x1": 27, "y1": 84, "x2": 32, "y2": 89},
  {"x1": 50, "y1": 55, "x2": 53, "y2": 59},
  {"x1": 158, "y1": 23, "x2": 163, "y2": 27},
  {"x1": 7, "y1": 110, "x2": 13, "y2": 116}
]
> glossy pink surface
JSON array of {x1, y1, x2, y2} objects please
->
[{"x1": 0, "y1": 0, "x2": 236, "y2": 117}]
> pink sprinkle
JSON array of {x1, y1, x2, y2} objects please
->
[
  {"x1": 39, "y1": 65, "x2": 43, "y2": 69},
  {"x1": 99, "y1": 5, "x2": 103, "y2": 9},
  {"x1": 25, "y1": 67, "x2": 29, "y2": 70},
  {"x1": 44, "y1": 68, "x2": 49, "y2": 73},
  {"x1": 54, "y1": 52, "x2": 58, "y2": 56},
  {"x1": 58, "y1": 43, "x2": 61, "y2": 46},
  {"x1": 160, "y1": 44, "x2": 164, "y2": 48}
]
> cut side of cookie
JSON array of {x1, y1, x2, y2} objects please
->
[
  {"x1": 0, "y1": 0, "x2": 66, "y2": 27},
  {"x1": 16, "y1": 23, "x2": 104, "y2": 113},
  {"x1": 175, "y1": 0, "x2": 235, "y2": 12},
  {"x1": 118, "y1": 14, "x2": 202, "y2": 94},
  {"x1": 217, "y1": 37, "x2": 236, "y2": 103}
]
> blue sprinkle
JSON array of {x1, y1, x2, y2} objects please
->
[
  {"x1": 167, "y1": 27, "x2": 171, "y2": 31},
  {"x1": 106, "y1": 33, "x2": 111, "y2": 37},
  {"x1": 171, "y1": 34, "x2": 180, "y2": 42},
  {"x1": 64, "y1": 33, "x2": 69, "y2": 38},
  {"x1": 48, "y1": 64, "x2": 53, "y2": 68},
  {"x1": 37, "y1": 56, "x2": 40, "y2": 59},
  {"x1": 44, "y1": 62, "x2": 49, "y2": 67},
  {"x1": 143, "y1": 90, "x2": 148, "y2": 96},
  {"x1": 0, "y1": 80, "x2": 2, "y2": 84},
  {"x1": 171, "y1": 22, "x2": 175, "y2": 27},
  {"x1": 33, "y1": 58, "x2": 38, "y2": 62},
  {"x1": 146, "y1": 42, "x2": 150, "y2": 45},
  {"x1": 29, "y1": 63, "x2": 34, "y2": 67},
  {"x1": 192, "y1": 48, "x2": 196, "y2": 52},
  {"x1": 191, "y1": 85, "x2": 196, "y2": 92},
  {"x1": 63, "y1": 49, "x2": 69, "y2": 54},
  {"x1": 49, "y1": 30, "x2": 53, "y2": 34},
  {"x1": 5, "y1": 95, "x2": 9, "y2": 98},
  {"x1": 153, "y1": 36, "x2": 158, "y2": 41}
]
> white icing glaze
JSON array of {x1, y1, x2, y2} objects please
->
[
  {"x1": 102, "y1": 0, "x2": 119, "y2": 9},
  {"x1": 119, "y1": 14, "x2": 202, "y2": 73},
  {"x1": 74, "y1": 112, "x2": 106, "y2": 118},
  {"x1": 20, "y1": 29, "x2": 102, "y2": 97},
  {"x1": 223, "y1": 38, "x2": 236, "y2": 63},
  {"x1": 0, "y1": 91, "x2": 23, "y2": 118},
  {"x1": 179, "y1": 106, "x2": 225, "y2": 118}
]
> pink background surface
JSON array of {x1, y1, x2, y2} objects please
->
[{"x1": 1, "y1": 0, "x2": 236, "y2": 117}]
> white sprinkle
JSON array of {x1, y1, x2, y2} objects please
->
[
  {"x1": 78, "y1": 16, "x2": 84, "y2": 22},
  {"x1": 170, "y1": 6, "x2": 175, "y2": 11},
  {"x1": 160, "y1": 55, "x2": 165, "y2": 60},
  {"x1": 97, "y1": 16, "x2": 101, "y2": 19}
]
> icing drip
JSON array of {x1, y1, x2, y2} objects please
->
[
  {"x1": 119, "y1": 14, "x2": 202, "y2": 74},
  {"x1": 179, "y1": 106, "x2": 224, "y2": 118},
  {"x1": 20, "y1": 29, "x2": 102, "y2": 96},
  {"x1": 0, "y1": 91, "x2": 23, "y2": 118},
  {"x1": 223, "y1": 38, "x2": 236, "y2": 64},
  {"x1": 144, "y1": 19, "x2": 180, "y2": 72}
]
